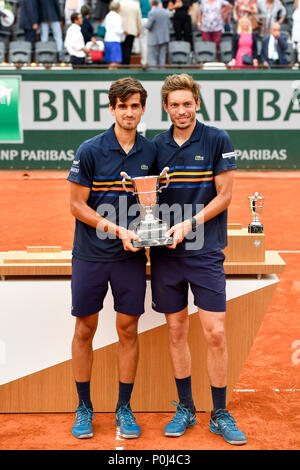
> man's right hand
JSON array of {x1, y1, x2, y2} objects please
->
[{"x1": 119, "y1": 227, "x2": 143, "y2": 252}]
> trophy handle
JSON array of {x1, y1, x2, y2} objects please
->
[
  {"x1": 158, "y1": 166, "x2": 170, "y2": 192},
  {"x1": 120, "y1": 171, "x2": 135, "y2": 193}
]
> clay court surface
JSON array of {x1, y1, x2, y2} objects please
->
[{"x1": 0, "y1": 170, "x2": 299, "y2": 451}]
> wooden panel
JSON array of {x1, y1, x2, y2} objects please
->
[
  {"x1": 4, "y1": 259, "x2": 71, "y2": 264},
  {"x1": 0, "y1": 282, "x2": 278, "y2": 413},
  {"x1": 224, "y1": 228, "x2": 265, "y2": 262},
  {"x1": 26, "y1": 246, "x2": 62, "y2": 253},
  {"x1": 227, "y1": 223, "x2": 242, "y2": 230},
  {"x1": 0, "y1": 250, "x2": 285, "y2": 277},
  {"x1": 224, "y1": 251, "x2": 286, "y2": 275}
]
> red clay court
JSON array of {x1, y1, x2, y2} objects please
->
[{"x1": 0, "y1": 170, "x2": 299, "y2": 450}]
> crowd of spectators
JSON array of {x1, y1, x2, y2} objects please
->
[{"x1": 0, "y1": 0, "x2": 299, "y2": 67}]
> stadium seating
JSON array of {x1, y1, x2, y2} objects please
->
[
  {"x1": 0, "y1": 41, "x2": 5, "y2": 62},
  {"x1": 9, "y1": 40, "x2": 32, "y2": 63},
  {"x1": 194, "y1": 40, "x2": 217, "y2": 64},
  {"x1": 219, "y1": 39, "x2": 232, "y2": 64},
  {"x1": 61, "y1": 47, "x2": 70, "y2": 64},
  {"x1": 0, "y1": 0, "x2": 298, "y2": 67},
  {"x1": 168, "y1": 41, "x2": 191, "y2": 66},
  {"x1": 256, "y1": 35, "x2": 262, "y2": 62},
  {"x1": 35, "y1": 41, "x2": 58, "y2": 64},
  {"x1": 192, "y1": 30, "x2": 202, "y2": 49},
  {"x1": 285, "y1": 42, "x2": 296, "y2": 65},
  {"x1": 0, "y1": 28, "x2": 11, "y2": 52}
]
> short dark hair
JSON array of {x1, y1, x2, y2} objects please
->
[
  {"x1": 71, "y1": 12, "x2": 80, "y2": 23},
  {"x1": 108, "y1": 78, "x2": 148, "y2": 109},
  {"x1": 81, "y1": 5, "x2": 90, "y2": 16}
]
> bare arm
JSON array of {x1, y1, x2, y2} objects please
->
[
  {"x1": 168, "y1": 0, "x2": 183, "y2": 10},
  {"x1": 194, "y1": 169, "x2": 235, "y2": 225},
  {"x1": 166, "y1": 170, "x2": 235, "y2": 249},
  {"x1": 69, "y1": 182, "x2": 141, "y2": 252},
  {"x1": 197, "y1": 11, "x2": 202, "y2": 29}
]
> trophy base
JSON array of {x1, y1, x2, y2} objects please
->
[
  {"x1": 132, "y1": 237, "x2": 173, "y2": 248},
  {"x1": 248, "y1": 223, "x2": 264, "y2": 233}
]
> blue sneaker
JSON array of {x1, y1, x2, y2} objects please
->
[
  {"x1": 116, "y1": 403, "x2": 141, "y2": 439},
  {"x1": 210, "y1": 409, "x2": 247, "y2": 445},
  {"x1": 164, "y1": 401, "x2": 196, "y2": 437},
  {"x1": 72, "y1": 402, "x2": 95, "y2": 439}
]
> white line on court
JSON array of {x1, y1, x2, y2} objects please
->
[
  {"x1": 278, "y1": 251, "x2": 300, "y2": 254},
  {"x1": 115, "y1": 426, "x2": 124, "y2": 451},
  {"x1": 233, "y1": 389, "x2": 300, "y2": 392}
]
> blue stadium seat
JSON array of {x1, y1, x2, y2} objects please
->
[
  {"x1": 219, "y1": 39, "x2": 232, "y2": 64},
  {"x1": 0, "y1": 40, "x2": 5, "y2": 62},
  {"x1": 9, "y1": 40, "x2": 32, "y2": 63},
  {"x1": 35, "y1": 41, "x2": 58, "y2": 64},
  {"x1": 168, "y1": 41, "x2": 191, "y2": 66},
  {"x1": 193, "y1": 40, "x2": 216, "y2": 64}
]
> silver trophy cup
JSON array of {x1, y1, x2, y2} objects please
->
[
  {"x1": 248, "y1": 192, "x2": 264, "y2": 233},
  {"x1": 120, "y1": 167, "x2": 173, "y2": 248}
]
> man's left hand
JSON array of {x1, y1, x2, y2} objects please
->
[{"x1": 166, "y1": 219, "x2": 193, "y2": 249}]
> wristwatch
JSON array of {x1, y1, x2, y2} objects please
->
[{"x1": 190, "y1": 217, "x2": 198, "y2": 232}]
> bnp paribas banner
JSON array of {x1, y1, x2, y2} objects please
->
[{"x1": 0, "y1": 70, "x2": 300, "y2": 169}]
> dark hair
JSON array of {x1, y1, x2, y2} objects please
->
[
  {"x1": 81, "y1": 5, "x2": 90, "y2": 16},
  {"x1": 71, "y1": 12, "x2": 80, "y2": 23},
  {"x1": 108, "y1": 78, "x2": 148, "y2": 109}
]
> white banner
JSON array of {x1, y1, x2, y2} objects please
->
[{"x1": 20, "y1": 79, "x2": 300, "y2": 131}]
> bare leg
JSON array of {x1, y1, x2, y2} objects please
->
[
  {"x1": 198, "y1": 308, "x2": 227, "y2": 387},
  {"x1": 116, "y1": 312, "x2": 140, "y2": 383},
  {"x1": 165, "y1": 307, "x2": 191, "y2": 378},
  {"x1": 72, "y1": 313, "x2": 99, "y2": 382}
]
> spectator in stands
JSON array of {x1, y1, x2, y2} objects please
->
[
  {"x1": 19, "y1": 0, "x2": 39, "y2": 44},
  {"x1": 80, "y1": 4, "x2": 96, "y2": 44},
  {"x1": 64, "y1": 11, "x2": 91, "y2": 66},
  {"x1": 292, "y1": 0, "x2": 300, "y2": 62},
  {"x1": 260, "y1": 21, "x2": 288, "y2": 66},
  {"x1": 256, "y1": 0, "x2": 286, "y2": 37},
  {"x1": 223, "y1": 0, "x2": 235, "y2": 31},
  {"x1": 233, "y1": 0, "x2": 258, "y2": 22},
  {"x1": 233, "y1": 0, "x2": 259, "y2": 32},
  {"x1": 146, "y1": 0, "x2": 170, "y2": 68},
  {"x1": 65, "y1": 0, "x2": 86, "y2": 25},
  {"x1": 38, "y1": 0, "x2": 64, "y2": 61},
  {"x1": 168, "y1": 0, "x2": 196, "y2": 47},
  {"x1": 197, "y1": 0, "x2": 232, "y2": 54},
  {"x1": 104, "y1": 1, "x2": 124, "y2": 69},
  {"x1": 119, "y1": 0, "x2": 142, "y2": 65},
  {"x1": 139, "y1": 0, "x2": 151, "y2": 69},
  {"x1": 230, "y1": 16, "x2": 258, "y2": 67}
]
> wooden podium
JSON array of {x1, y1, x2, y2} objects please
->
[{"x1": 0, "y1": 224, "x2": 285, "y2": 412}]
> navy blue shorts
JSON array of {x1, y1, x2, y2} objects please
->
[
  {"x1": 71, "y1": 255, "x2": 147, "y2": 317},
  {"x1": 150, "y1": 251, "x2": 226, "y2": 313}
]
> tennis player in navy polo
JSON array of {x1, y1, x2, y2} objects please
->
[
  {"x1": 151, "y1": 74, "x2": 247, "y2": 445},
  {"x1": 67, "y1": 78, "x2": 156, "y2": 440}
]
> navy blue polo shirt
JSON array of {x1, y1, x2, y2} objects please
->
[
  {"x1": 152, "y1": 120, "x2": 237, "y2": 257},
  {"x1": 67, "y1": 124, "x2": 157, "y2": 262}
]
